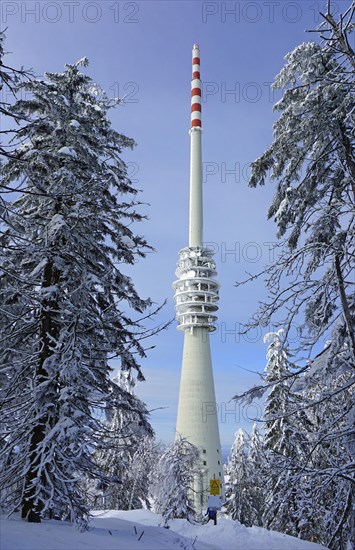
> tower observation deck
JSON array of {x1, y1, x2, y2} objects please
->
[{"x1": 174, "y1": 246, "x2": 219, "y2": 333}]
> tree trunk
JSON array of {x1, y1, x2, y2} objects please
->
[
  {"x1": 334, "y1": 255, "x2": 355, "y2": 364},
  {"x1": 21, "y1": 260, "x2": 60, "y2": 522}
]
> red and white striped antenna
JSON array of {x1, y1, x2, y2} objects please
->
[{"x1": 191, "y1": 43, "x2": 202, "y2": 129}]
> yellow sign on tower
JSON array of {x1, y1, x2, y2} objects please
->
[{"x1": 209, "y1": 479, "x2": 221, "y2": 496}]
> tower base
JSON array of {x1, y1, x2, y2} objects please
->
[{"x1": 176, "y1": 328, "x2": 223, "y2": 510}]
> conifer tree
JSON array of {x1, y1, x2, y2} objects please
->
[
  {"x1": 0, "y1": 30, "x2": 33, "y2": 160},
  {"x1": 0, "y1": 59, "x2": 157, "y2": 526},
  {"x1": 225, "y1": 429, "x2": 252, "y2": 526},
  {"x1": 247, "y1": 424, "x2": 265, "y2": 527},
  {"x1": 234, "y1": 3, "x2": 354, "y2": 546},
  {"x1": 94, "y1": 371, "x2": 155, "y2": 510},
  {"x1": 152, "y1": 436, "x2": 199, "y2": 526},
  {"x1": 296, "y1": 345, "x2": 354, "y2": 547},
  {"x1": 262, "y1": 331, "x2": 310, "y2": 537}
]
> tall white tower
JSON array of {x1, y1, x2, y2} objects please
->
[{"x1": 173, "y1": 44, "x2": 223, "y2": 509}]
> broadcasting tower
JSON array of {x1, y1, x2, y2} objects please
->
[{"x1": 173, "y1": 44, "x2": 223, "y2": 508}]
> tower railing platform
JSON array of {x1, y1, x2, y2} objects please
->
[{"x1": 173, "y1": 246, "x2": 219, "y2": 332}]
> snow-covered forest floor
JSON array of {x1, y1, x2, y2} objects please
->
[{"x1": 2, "y1": 509, "x2": 327, "y2": 550}]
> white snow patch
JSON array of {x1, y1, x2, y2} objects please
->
[
  {"x1": 30, "y1": 258, "x2": 47, "y2": 277},
  {"x1": 1, "y1": 510, "x2": 328, "y2": 550},
  {"x1": 275, "y1": 197, "x2": 288, "y2": 219},
  {"x1": 48, "y1": 213, "x2": 66, "y2": 237},
  {"x1": 39, "y1": 285, "x2": 58, "y2": 296},
  {"x1": 121, "y1": 235, "x2": 135, "y2": 248},
  {"x1": 58, "y1": 147, "x2": 77, "y2": 158}
]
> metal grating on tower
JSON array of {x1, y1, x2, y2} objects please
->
[{"x1": 173, "y1": 246, "x2": 219, "y2": 333}]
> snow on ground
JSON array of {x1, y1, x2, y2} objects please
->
[{"x1": 1, "y1": 509, "x2": 327, "y2": 550}]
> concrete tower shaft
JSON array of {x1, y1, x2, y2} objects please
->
[{"x1": 173, "y1": 45, "x2": 223, "y2": 509}]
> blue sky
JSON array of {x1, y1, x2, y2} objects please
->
[{"x1": 2, "y1": 0, "x2": 348, "y2": 451}]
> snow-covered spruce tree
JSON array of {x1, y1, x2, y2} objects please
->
[
  {"x1": 243, "y1": 1, "x2": 355, "y2": 363},
  {"x1": 0, "y1": 35, "x2": 31, "y2": 459},
  {"x1": 296, "y1": 344, "x2": 355, "y2": 548},
  {"x1": 152, "y1": 436, "x2": 199, "y2": 527},
  {"x1": 0, "y1": 30, "x2": 33, "y2": 262},
  {"x1": 0, "y1": 30, "x2": 33, "y2": 160},
  {"x1": 234, "y1": 3, "x2": 354, "y2": 547},
  {"x1": 93, "y1": 370, "x2": 155, "y2": 510},
  {"x1": 225, "y1": 428, "x2": 253, "y2": 526},
  {"x1": 0, "y1": 59, "x2": 157, "y2": 526},
  {"x1": 262, "y1": 331, "x2": 312, "y2": 538},
  {"x1": 247, "y1": 424, "x2": 266, "y2": 527},
  {"x1": 127, "y1": 434, "x2": 158, "y2": 510}
]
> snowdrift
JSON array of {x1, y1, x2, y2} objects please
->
[{"x1": 1, "y1": 509, "x2": 327, "y2": 550}]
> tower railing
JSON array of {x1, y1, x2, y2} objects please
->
[{"x1": 173, "y1": 246, "x2": 219, "y2": 332}]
